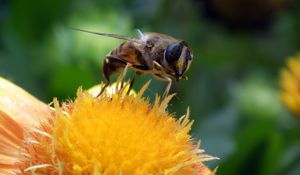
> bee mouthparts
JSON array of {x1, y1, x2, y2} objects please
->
[{"x1": 176, "y1": 76, "x2": 188, "y2": 81}]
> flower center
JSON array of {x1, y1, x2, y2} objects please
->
[{"x1": 53, "y1": 91, "x2": 206, "y2": 175}]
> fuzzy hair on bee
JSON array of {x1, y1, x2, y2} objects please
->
[{"x1": 72, "y1": 28, "x2": 193, "y2": 98}]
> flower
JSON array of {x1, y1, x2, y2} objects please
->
[
  {"x1": 279, "y1": 54, "x2": 300, "y2": 116},
  {"x1": 0, "y1": 77, "x2": 217, "y2": 175}
]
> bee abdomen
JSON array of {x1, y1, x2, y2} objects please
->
[{"x1": 110, "y1": 42, "x2": 146, "y2": 66}]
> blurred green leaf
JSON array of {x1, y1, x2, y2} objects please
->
[
  {"x1": 48, "y1": 66, "x2": 95, "y2": 100},
  {"x1": 218, "y1": 120, "x2": 279, "y2": 175},
  {"x1": 234, "y1": 72, "x2": 284, "y2": 120}
]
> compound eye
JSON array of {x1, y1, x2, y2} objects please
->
[
  {"x1": 186, "y1": 49, "x2": 193, "y2": 61},
  {"x1": 165, "y1": 43, "x2": 183, "y2": 64}
]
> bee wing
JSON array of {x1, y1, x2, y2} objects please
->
[
  {"x1": 72, "y1": 28, "x2": 146, "y2": 45},
  {"x1": 136, "y1": 29, "x2": 145, "y2": 39}
]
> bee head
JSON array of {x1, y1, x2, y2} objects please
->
[{"x1": 164, "y1": 41, "x2": 193, "y2": 81}]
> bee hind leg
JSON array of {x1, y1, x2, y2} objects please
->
[
  {"x1": 97, "y1": 55, "x2": 127, "y2": 97},
  {"x1": 127, "y1": 73, "x2": 140, "y2": 95},
  {"x1": 97, "y1": 81, "x2": 110, "y2": 97},
  {"x1": 119, "y1": 63, "x2": 132, "y2": 89}
]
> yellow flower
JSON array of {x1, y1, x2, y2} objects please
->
[
  {"x1": 279, "y1": 54, "x2": 300, "y2": 116},
  {"x1": 0, "y1": 77, "x2": 217, "y2": 175}
]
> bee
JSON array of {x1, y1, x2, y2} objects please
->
[{"x1": 73, "y1": 28, "x2": 193, "y2": 98}]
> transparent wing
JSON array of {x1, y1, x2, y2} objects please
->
[{"x1": 72, "y1": 28, "x2": 146, "y2": 45}]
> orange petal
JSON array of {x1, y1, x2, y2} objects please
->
[
  {"x1": 0, "y1": 77, "x2": 52, "y2": 174},
  {"x1": 0, "y1": 77, "x2": 52, "y2": 128},
  {"x1": 0, "y1": 110, "x2": 24, "y2": 174}
]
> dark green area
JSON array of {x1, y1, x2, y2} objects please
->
[{"x1": 1, "y1": 0, "x2": 300, "y2": 174}]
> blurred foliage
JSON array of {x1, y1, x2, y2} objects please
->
[{"x1": 1, "y1": 0, "x2": 300, "y2": 174}]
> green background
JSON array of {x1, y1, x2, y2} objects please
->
[{"x1": 1, "y1": 0, "x2": 300, "y2": 174}]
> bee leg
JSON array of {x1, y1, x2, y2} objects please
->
[
  {"x1": 127, "y1": 73, "x2": 138, "y2": 95},
  {"x1": 153, "y1": 61, "x2": 163, "y2": 72},
  {"x1": 97, "y1": 56, "x2": 127, "y2": 97},
  {"x1": 97, "y1": 81, "x2": 110, "y2": 97},
  {"x1": 152, "y1": 61, "x2": 173, "y2": 99},
  {"x1": 154, "y1": 74, "x2": 173, "y2": 99},
  {"x1": 120, "y1": 63, "x2": 132, "y2": 89},
  {"x1": 162, "y1": 76, "x2": 172, "y2": 99}
]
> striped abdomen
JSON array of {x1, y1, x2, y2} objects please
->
[
  {"x1": 110, "y1": 42, "x2": 146, "y2": 66},
  {"x1": 103, "y1": 42, "x2": 148, "y2": 82}
]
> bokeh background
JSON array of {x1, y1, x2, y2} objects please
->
[{"x1": 1, "y1": 0, "x2": 300, "y2": 174}]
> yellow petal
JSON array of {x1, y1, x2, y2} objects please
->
[
  {"x1": 279, "y1": 93, "x2": 300, "y2": 116},
  {"x1": 279, "y1": 54, "x2": 300, "y2": 117},
  {"x1": 287, "y1": 55, "x2": 300, "y2": 80},
  {"x1": 279, "y1": 69, "x2": 299, "y2": 94}
]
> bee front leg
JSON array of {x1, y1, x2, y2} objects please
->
[
  {"x1": 162, "y1": 76, "x2": 172, "y2": 99},
  {"x1": 154, "y1": 74, "x2": 172, "y2": 100},
  {"x1": 152, "y1": 61, "x2": 173, "y2": 99},
  {"x1": 153, "y1": 61, "x2": 164, "y2": 73}
]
